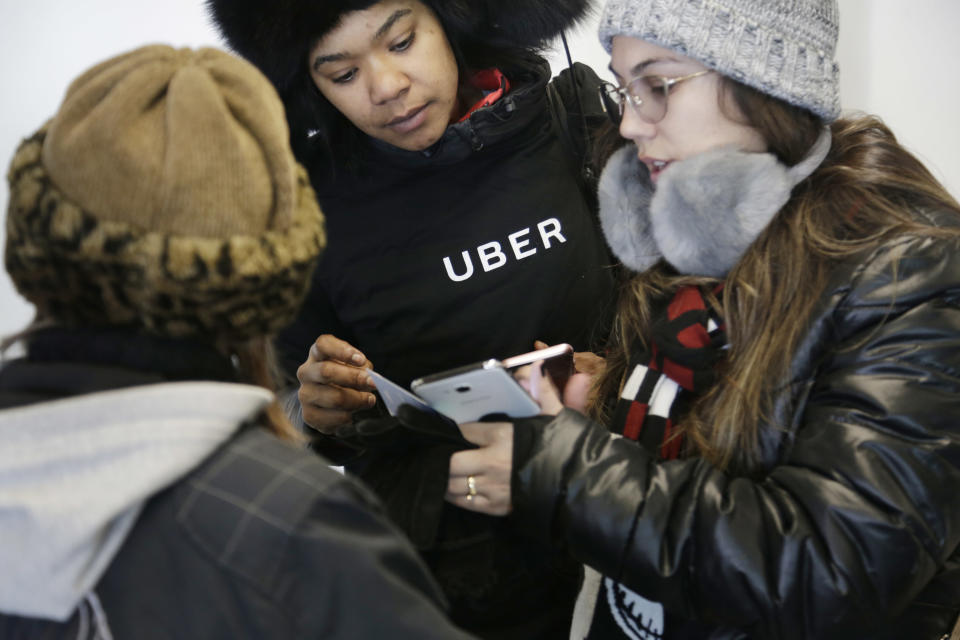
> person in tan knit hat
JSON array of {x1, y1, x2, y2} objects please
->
[
  {"x1": 0, "y1": 44, "x2": 472, "y2": 639},
  {"x1": 6, "y1": 44, "x2": 322, "y2": 343}
]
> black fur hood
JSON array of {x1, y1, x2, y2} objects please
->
[{"x1": 206, "y1": 0, "x2": 593, "y2": 96}]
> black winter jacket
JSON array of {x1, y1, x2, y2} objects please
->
[
  {"x1": 512, "y1": 220, "x2": 960, "y2": 639},
  {"x1": 277, "y1": 57, "x2": 617, "y2": 639},
  {"x1": 0, "y1": 331, "x2": 473, "y2": 640}
]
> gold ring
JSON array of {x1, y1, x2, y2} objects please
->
[{"x1": 466, "y1": 475, "x2": 477, "y2": 500}]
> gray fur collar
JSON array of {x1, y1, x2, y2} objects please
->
[{"x1": 597, "y1": 129, "x2": 832, "y2": 276}]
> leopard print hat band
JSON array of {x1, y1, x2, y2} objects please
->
[{"x1": 5, "y1": 45, "x2": 325, "y2": 340}]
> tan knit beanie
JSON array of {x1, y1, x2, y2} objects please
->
[{"x1": 5, "y1": 45, "x2": 325, "y2": 339}]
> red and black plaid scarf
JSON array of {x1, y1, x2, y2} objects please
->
[{"x1": 610, "y1": 285, "x2": 727, "y2": 460}]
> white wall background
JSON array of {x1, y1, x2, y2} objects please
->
[{"x1": 2, "y1": 1, "x2": 958, "y2": 338}]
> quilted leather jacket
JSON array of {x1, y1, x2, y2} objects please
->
[{"x1": 512, "y1": 212, "x2": 960, "y2": 639}]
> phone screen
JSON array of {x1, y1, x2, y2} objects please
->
[{"x1": 502, "y1": 343, "x2": 574, "y2": 391}]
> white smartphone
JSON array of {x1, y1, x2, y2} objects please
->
[{"x1": 411, "y1": 359, "x2": 540, "y2": 424}]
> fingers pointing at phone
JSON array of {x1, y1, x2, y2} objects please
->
[{"x1": 297, "y1": 334, "x2": 377, "y2": 433}]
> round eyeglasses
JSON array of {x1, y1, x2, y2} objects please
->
[{"x1": 598, "y1": 70, "x2": 712, "y2": 125}]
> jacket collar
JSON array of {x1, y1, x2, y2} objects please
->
[{"x1": 363, "y1": 57, "x2": 552, "y2": 170}]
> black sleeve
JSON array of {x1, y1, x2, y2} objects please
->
[
  {"x1": 546, "y1": 62, "x2": 621, "y2": 282},
  {"x1": 546, "y1": 62, "x2": 609, "y2": 195},
  {"x1": 284, "y1": 470, "x2": 476, "y2": 640},
  {"x1": 549, "y1": 62, "x2": 609, "y2": 145},
  {"x1": 511, "y1": 238, "x2": 960, "y2": 639}
]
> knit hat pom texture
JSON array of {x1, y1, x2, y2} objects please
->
[{"x1": 599, "y1": 0, "x2": 841, "y2": 121}]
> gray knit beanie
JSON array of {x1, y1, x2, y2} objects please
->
[{"x1": 599, "y1": 0, "x2": 841, "y2": 121}]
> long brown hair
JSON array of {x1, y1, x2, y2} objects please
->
[
  {"x1": 222, "y1": 335, "x2": 304, "y2": 443},
  {"x1": 591, "y1": 80, "x2": 960, "y2": 473}
]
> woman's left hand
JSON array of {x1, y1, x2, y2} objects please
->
[
  {"x1": 446, "y1": 421, "x2": 514, "y2": 515},
  {"x1": 447, "y1": 360, "x2": 570, "y2": 515}
]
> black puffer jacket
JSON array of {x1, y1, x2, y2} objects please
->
[
  {"x1": 277, "y1": 57, "x2": 615, "y2": 640},
  {"x1": 512, "y1": 216, "x2": 960, "y2": 639}
]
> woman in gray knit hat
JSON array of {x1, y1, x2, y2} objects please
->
[{"x1": 446, "y1": 1, "x2": 960, "y2": 638}]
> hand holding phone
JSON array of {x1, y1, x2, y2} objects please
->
[
  {"x1": 502, "y1": 343, "x2": 575, "y2": 391},
  {"x1": 508, "y1": 343, "x2": 596, "y2": 414},
  {"x1": 525, "y1": 355, "x2": 566, "y2": 415},
  {"x1": 368, "y1": 344, "x2": 577, "y2": 426}
]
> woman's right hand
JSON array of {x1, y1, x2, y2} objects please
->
[
  {"x1": 296, "y1": 334, "x2": 377, "y2": 433},
  {"x1": 530, "y1": 340, "x2": 604, "y2": 414}
]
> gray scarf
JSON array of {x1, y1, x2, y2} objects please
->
[
  {"x1": 597, "y1": 129, "x2": 832, "y2": 276},
  {"x1": 0, "y1": 382, "x2": 272, "y2": 622}
]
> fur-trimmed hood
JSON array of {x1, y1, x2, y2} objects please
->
[{"x1": 205, "y1": 0, "x2": 593, "y2": 96}]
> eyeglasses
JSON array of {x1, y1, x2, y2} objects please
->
[{"x1": 598, "y1": 70, "x2": 712, "y2": 125}]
